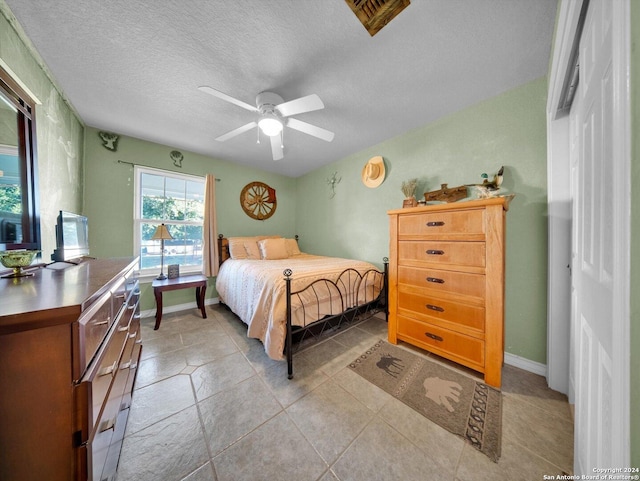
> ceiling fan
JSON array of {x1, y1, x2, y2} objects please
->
[{"x1": 198, "y1": 86, "x2": 334, "y2": 161}]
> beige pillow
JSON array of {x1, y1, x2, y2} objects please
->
[
  {"x1": 244, "y1": 240, "x2": 261, "y2": 259},
  {"x1": 226, "y1": 236, "x2": 283, "y2": 260},
  {"x1": 285, "y1": 238, "x2": 301, "y2": 256},
  {"x1": 258, "y1": 238, "x2": 289, "y2": 260},
  {"x1": 228, "y1": 238, "x2": 248, "y2": 259}
]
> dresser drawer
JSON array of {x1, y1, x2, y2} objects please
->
[
  {"x1": 75, "y1": 291, "x2": 113, "y2": 381},
  {"x1": 122, "y1": 330, "x2": 142, "y2": 411},
  {"x1": 398, "y1": 265, "x2": 485, "y2": 299},
  {"x1": 397, "y1": 289, "x2": 485, "y2": 334},
  {"x1": 396, "y1": 315, "x2": 484, "y2": 370},
  {"x1": 398, "y1": 209, "x2": 485, "y2": 237},
  {"x1": 398, "y1": 240, "x2": 485, "y2": 268},
  {"x1": 76, "y1": 314, "x2": 131, "y2": 443}
]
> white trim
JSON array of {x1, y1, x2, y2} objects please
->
[
  {"x1": 504, "y1": 353, "x2": 547, "y2": 377},
  {"x1": 133, "y1": 165, "x2": 205, "y2": 278},
  {"x1": 547, "y1": 0, "x2": 586, "y2": 119},
  {"x1": 546, "y1": 0, "x2": 586, "y2": 397},
  {"x1": 0, "y1": 58, "x2": 41, "y2": 104},
  {"x1": 140, "y1": 296, "x2": 220, "y2": 319},
  {"x1": 610, "y1": 0, "x2": 631, "y2": 468}
]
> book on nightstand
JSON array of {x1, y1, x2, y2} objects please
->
[{"x1": 167, "y1": 264, "x2": 180, "y2": 279}]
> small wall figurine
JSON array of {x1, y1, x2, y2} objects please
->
[
  {"x1": 98, "y1": 131, "x2": 119, "y2": 151},
  {"x1": 326, "y1": 172, "x2": 341, "y2": 198},
  {"x1": 170, "y1": 150, "x2": 184, "y2": 168}
]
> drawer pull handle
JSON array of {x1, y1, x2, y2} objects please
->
[
  {"x1": 426, "y1": 304, "x2": 444, "y2": 312},
  {"x1": 118, "y1": 325, "x2": 129, "y2": 332},
  {"x1": 93, "y1": 320, "x2": 109, "y2": 326},
  {"x1": 426, "y1": 221, "x2": 445, "y2": 227},
  {"x1": 120, "y1": 361, "x2": 131, "y2": 370},
  {"x1": 426, "y1": 249, "x2": 445, "y2": 255},
  {"x1": 426, "y1": 277, "x2": 445, "y2": 284},
  {"x1": 99, "y1": 417, "x2": 116, "y2": 433},
  {"x1": 425, "y1": 332, "x2": 444, "y2": 342},
  {"x1": 99, "y1": 361, "x2": 118, "y2": 377}
]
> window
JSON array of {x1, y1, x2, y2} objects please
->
[
  {"x1": 134, "y1": 166, "x2": 205, "y2": 277},
  {"x1": 0, "y1": 64, "x2": 40, "y2": 251}
]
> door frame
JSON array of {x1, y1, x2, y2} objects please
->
[
  {"x1": 547, "y1": 0, "x2": 631, "y2": 467},
  {"x1": 546, "y1": 0, "x2": 586, "y2": 400}
]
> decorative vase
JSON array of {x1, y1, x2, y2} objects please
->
[
  {"x1": 402, "y1": 196, "x2": 418, "y2": 208},
  {"x1": 0, "y1": 250, "x2": 40, "y2": 278}
]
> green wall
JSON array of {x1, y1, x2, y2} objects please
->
[
  {"x1": 630, "y1": 0, "x2": 639, "y2": 469},
  {"x1": 297, "y1": 77, "x2": 549, "y2": 364},
  {"x1": 83, "y1": 127, "x2": 297, "y2": 310},
  {"x1": 0, "y1": 1, "x2": 84, "y2": 258}
]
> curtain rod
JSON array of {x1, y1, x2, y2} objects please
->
[{"x1": 117, "y1": 159, "x2": 221, "y2": 181}]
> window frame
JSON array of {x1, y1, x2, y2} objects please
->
[
  {"x1": 0, "y1": 64, "x2": 40, "y2": 252},
  {"x1": 133, "y1": 165, "x2": 205, "y2": 278}
]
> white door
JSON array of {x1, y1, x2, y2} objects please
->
[{"x1": 572, "y1": 0, "x2": 630, "y2": 473}]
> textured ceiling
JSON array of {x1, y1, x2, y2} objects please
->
[{"x1": 4, "y1": 0, "x2": 558, "y2": 177}]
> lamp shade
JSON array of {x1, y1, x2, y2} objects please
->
[
  {"x1": 151, "y1": 224, "x2": 173, "y2": 240},
  {"x1": 258, "y1": 115, "x2": 283, "y2": 137}
]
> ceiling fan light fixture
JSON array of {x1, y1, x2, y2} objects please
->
[{"x1": 258, "y1": 114, "x2": 283, "y2": 137}]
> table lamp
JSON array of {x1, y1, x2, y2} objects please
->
[{"x1": 151, "y1": 223, "x2": 173, "y2": 280}]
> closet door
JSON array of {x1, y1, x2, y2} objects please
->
[{"x1": 572, "y1": 0, "x2": 630, "y2": 472}]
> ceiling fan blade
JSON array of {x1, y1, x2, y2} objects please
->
[
  {"x1": 215, "y1": 122, "x2": 257, "y2": 142},
  {"x1": 287, "y1": 118, "x2": 334, "y2": 142},
  {"x1": 276, "y1": 94, "x2": 324, "y2": 117},
  {"x1": 270, "y1": 135, "x2": 284, "y2": 161},
  {"x1": 198, "y1": 86, "x2": 258, "y2": 112}
]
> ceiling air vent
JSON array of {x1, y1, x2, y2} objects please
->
[{"x1": 345, "y1": 0, "x2": 411, "y2": 36}]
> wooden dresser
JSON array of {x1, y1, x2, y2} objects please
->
[
  {"x1": 387, "y1": 197, "x2": 511, "y2": 387},
  {"x1": 0, "y1": 257, "x2": 141, "y2": 481}
]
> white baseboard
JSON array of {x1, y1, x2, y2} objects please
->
[
  {"x1": 140, "y1": 297, "x2": 220, "y2": 319},
  {"x1": 504, "y1": 352, "x2": 547, "y2": 377}
]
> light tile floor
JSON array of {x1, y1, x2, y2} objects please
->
[{"x1": 116, "y1": 305, "x2": 574, "y2": 481}]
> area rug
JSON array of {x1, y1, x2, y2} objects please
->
[{"x1": 348, "y1": 340, "x2": 502, "y2": 462}]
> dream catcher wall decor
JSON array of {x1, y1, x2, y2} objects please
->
[{"x1": 240, "y1": 181, "x2": 277, "y2": 220}]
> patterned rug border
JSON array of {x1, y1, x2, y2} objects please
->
[{"x1": 349, "y1": 340, "x2": 502, "y2": 462}]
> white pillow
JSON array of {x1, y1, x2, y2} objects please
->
[
  {"x1": 285, "y1": 238, "x2": 301, "y2": 256},
  {"x1": 258, "y1": 238, "x2": 289, "y2": 260}
]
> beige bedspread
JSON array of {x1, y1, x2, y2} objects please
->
[{"x1": 215, "y1": 254, "x2": 382, "y2": 360}]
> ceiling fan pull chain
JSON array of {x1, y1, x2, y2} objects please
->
[
  {"x1": 280, "y1": 129, "x2": 284, "y2": 149},
  {"x1": 256, "y1": 125, "x2": 260, "y2": 144}
]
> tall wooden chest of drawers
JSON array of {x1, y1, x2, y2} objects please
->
[
  {"x1": 387, "y1": 197, "x2": 511, "y2": 387},
  {"x1": 0, "y1": 257, "x2": 141, "y2": 481}
]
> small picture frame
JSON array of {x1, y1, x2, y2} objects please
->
[{"x1": 167, "y1": 264, "x2": 180, "y2": 279}]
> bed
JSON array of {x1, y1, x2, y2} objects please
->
[{"x1": 215, "y1": 235, "x2": 387, "y2": 378}]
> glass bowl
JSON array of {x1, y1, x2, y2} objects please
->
[{"x1": 0, "y1": 250, "x2": 41, "y2": 278}]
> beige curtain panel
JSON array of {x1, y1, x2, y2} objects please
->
[{"x1": 202, "y1": 174, "x2": 219, "y2": 277}]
